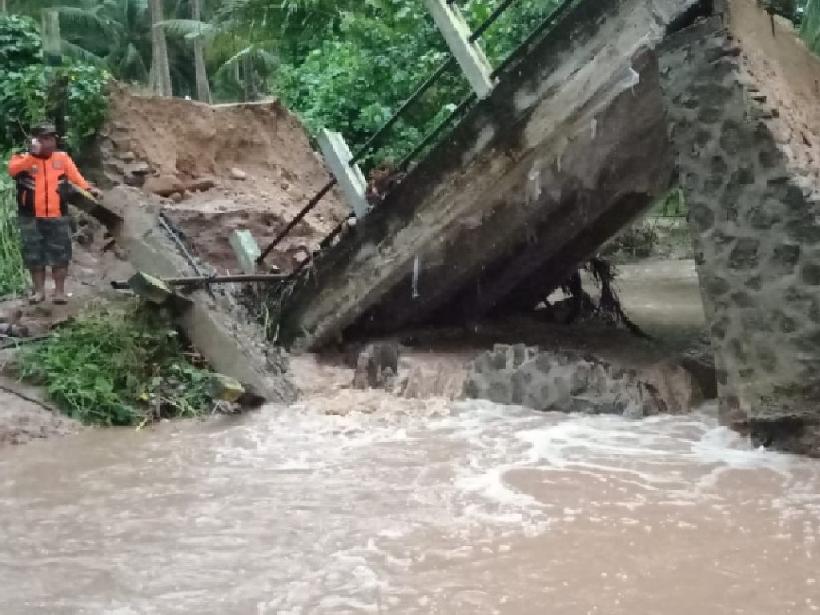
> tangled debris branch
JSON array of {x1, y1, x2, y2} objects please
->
[{"x1": 559, "y1": 257, "x2": 650, "y2": 339}]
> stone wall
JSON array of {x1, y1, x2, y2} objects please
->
[
  {"x1": 464, "y1": 345, "x2": 701, "y2": 417},
  {"x1": 660, "y1": 15, "x2": 820, "y2": 455}
]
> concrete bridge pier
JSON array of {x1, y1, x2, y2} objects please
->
[{"x1": 661, "y1": 3, "x2": 820, "y2": 456}]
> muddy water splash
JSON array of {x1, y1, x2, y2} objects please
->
[{"x1": 0, "y1": 398, "x2": 818, "y2": 614}]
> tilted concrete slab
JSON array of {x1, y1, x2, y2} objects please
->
[
  {"x1": 279, "y1": 0, "x2": 700, "y2": 349},
  {"x1": 103, "y1": 186, "x2": 297, "y2": 404}
]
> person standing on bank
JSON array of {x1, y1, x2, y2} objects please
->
[{"x1": 7, "y1": 122, "x2": 101, "y2": 305}]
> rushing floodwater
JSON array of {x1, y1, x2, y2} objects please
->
[
  {"x1": 1, "y1": 259, "x2": 818, "y2": 613},
  {"x1": 1, "y1": 400, "x2": 818, "y2": 614}
]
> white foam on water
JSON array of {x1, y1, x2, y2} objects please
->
[{"x1": 3, "y1": 395, "x2": 820, "y2": 614}]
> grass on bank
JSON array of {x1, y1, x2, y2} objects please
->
[
  {"x1": 17, "y1": 302, "x2": 219, "y2": 426},
  {"x1": 0, "y1": 174, "x2": 29, "y2": 298}
]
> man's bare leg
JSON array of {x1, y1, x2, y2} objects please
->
[
  {"x1": 29, "y1": 267, "x2": 46, "y2": 304},
  {"x1": 52, "y1": 265, "x2": 68, "y2": 305}
]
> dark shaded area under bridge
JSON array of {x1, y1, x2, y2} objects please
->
[{"x1": 277, "y1": 0, "x2": 706, "y2": 350}]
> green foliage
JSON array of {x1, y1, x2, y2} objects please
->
[
  {"x1": 0, "y1": 171, "x2": 29, "y2": 298},
  {"x1": 0, "y1": 65, "x2": 47, "y2": 149},
  {"x1": 652, "y1": 187, "x2": 687, "y2": 218},
  {"x1": 18, "y1": 303, "x2": 217, "y2": 426},
  {"x1": 7, "y1": 0, "x2": 566, "y2": 161},
  {"x1": 62, "y1": 62, "x2": 110, "y2": 145},
  {"x1": 0, "y1": 14, "x2": 110, "y2": 152},
  {"x1": 801, "y1": 0, "x2": 820, "y2": 53},
  {"x1": 272, "y1": 0, "x2": 562, "y2": 166},
  {"x1": 0, "y1": 14, "x2": 44, "y2": 70}
]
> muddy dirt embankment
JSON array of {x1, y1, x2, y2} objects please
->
[{"x1": 92, "y1": 85, "x2": 349, "y2": 274}]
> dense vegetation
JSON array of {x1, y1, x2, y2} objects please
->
[
  {"x1": 802, "y1": 0, "x2": 820, "y2": 53},
  {"x1": 18, "y1": 303, "x2": 219, "y2": 426},
  {"x1": 0, "y1": 172, "x2": 27, "y2": 296},
  {"x1": 5, "y1": 0, "x2": 818, "y2": 161},
  {"x1": 4, "y1": 0, "x2": 563, "y2": 163},
  {"x1": 0, "y1": 14, "x2": 108, "y2": 153},
  {"x1": 0, "y1": 14, "x2": 108, "y2": 297}
]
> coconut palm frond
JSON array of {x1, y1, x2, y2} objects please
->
[
  {"x1": 55, "y1": 5, "x2": 108, "y2": 30},
  {"x1": 213, "y1": 44, "x2": 253, "y2": 79},
  {"x1": 59, "y1": 39, "x2": 107, "y2": 66},
  {"x1": 255, "y1": 47, "x2": 279, "y2": 69},
  {"x1": 157, "y1": 18, "x2": 217, "y2": 40},
  {"x1": 116, "y1": 41, "x2": 149, "y2": 80}
]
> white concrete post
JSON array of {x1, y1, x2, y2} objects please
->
[
  {"x1": 422, "y1": 0, "x2": 496, "y2": 99},
  {"x1": 229, "y1": 229, "x2": 261, "y2": 274},
  {"x1": 317, "y1": 129, "x2": 369, "y2": 219}
]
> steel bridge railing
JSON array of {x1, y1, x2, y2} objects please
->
[{"x1": 257, "y1": 0, "x2": 576, "y2": 270}]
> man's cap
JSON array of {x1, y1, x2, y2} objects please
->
[{"x1": 32, "y1": 122, "x2": 58, "y2": 137}]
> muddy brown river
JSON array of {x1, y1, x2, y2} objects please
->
[
  {"x1": 1, "y1": 401, "x2": 818, "y2": 614},
  {"x1": 1, "y1": 260, "x2": 819, "y2": 614}
]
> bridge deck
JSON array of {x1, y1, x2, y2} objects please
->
[{"x1": 278, "y1": 0, "x2": 699, "y2": 349}]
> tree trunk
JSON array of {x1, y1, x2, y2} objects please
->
[
  {"x1": 242, "y1": 53, "x2": 256, "y2": 102},
  {"x1": 149, "y1": 0, "x2": 173, "y2": 96},
  {"x1": 192, "y1": 0, "x2": 211, "y2": 103},
  {"x1": 0, "y1": 0, "x2": 7, "y2": 14}
]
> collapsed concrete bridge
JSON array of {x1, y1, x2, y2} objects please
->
[
  {"x1": 272, "y1": 0, "x2": 820, "y2": 455},
  {"x1": 278, "y1": 0, "x2": 691, "y2": 346}
]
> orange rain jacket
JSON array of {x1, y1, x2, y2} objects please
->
[{"x1": 7, "y1": 152, "x2": 91, "y2": 219}]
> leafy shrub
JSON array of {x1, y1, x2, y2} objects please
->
[
  {"x1": 0, "y1": 14, "x2": 110, "y2": 152},
  {"x1": 18, "y1": 303, "x2": 217, "y2": 426},
  {"x1": 63, "y1": 62, "x2": 110, "y2": 147},
  {"x1": 0, "y1": 14, "x2": 43, "y2": 71},
  {"x1": 801, "y1": 0, "x2": 820, "y2": 53},
  {"x1": 0, "y1": 172, "x2": 28, "y2": 298}
]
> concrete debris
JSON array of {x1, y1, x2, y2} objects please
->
[
  {"x1": 127, "y1": 271, "x2": 177, "y2": 305},
  {"x1": 124, "y1": 161, "x2": 151, "y2": 176},
  {"x1": 230, "y1": 167, "x2": 248, "y2": 181},
  {"x1": 0, "y1": 323, "x2": 30, "y2": 338},
  {"x1": 352, "y1": 342, "x2": 400, "y2": 390},
  {"x1": 144, "y1": 174, "x2": 186, "y2": 197},
  {"x1": 101, "y1": 186, "x2": 298, "y2": 404},
  {"x1": 209, "y1": 373, "x2": 245, "y2": 402},
  {"x1": 186, "y1": 176, "x2": 217, "y2": 192}
]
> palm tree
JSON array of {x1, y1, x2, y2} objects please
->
[
  {"x1": 149, "y1": 0, "x2": 172, "y2": 95},
  {"x1": 191, "y1": 0, "x2": 210, "y2": 102},
  {"x1": 159, "y1": 4, "x2": 278, "y2": 102}
]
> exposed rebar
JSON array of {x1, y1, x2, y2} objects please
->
[
  {"x1": 256, "y1": 178, "x2": 337, "y2": 264},
  {"x1": 350, "y1": 57, "x2": 456, "y2": 165},
  {"x1": 469, "y1": 0, "x2": 520, "y2": 42}
]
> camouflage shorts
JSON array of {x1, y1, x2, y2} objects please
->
[{"x1": 18, "y1": 217, "x2": 73, "y2": 268}]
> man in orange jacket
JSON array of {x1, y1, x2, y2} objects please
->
[{"x1": 7, "y1": 122, "x2": 101, "y2": 304}]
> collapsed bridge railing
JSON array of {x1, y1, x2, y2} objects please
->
[{"x1": 255, "y1": 0, "x2": 578, "y2": 277}]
